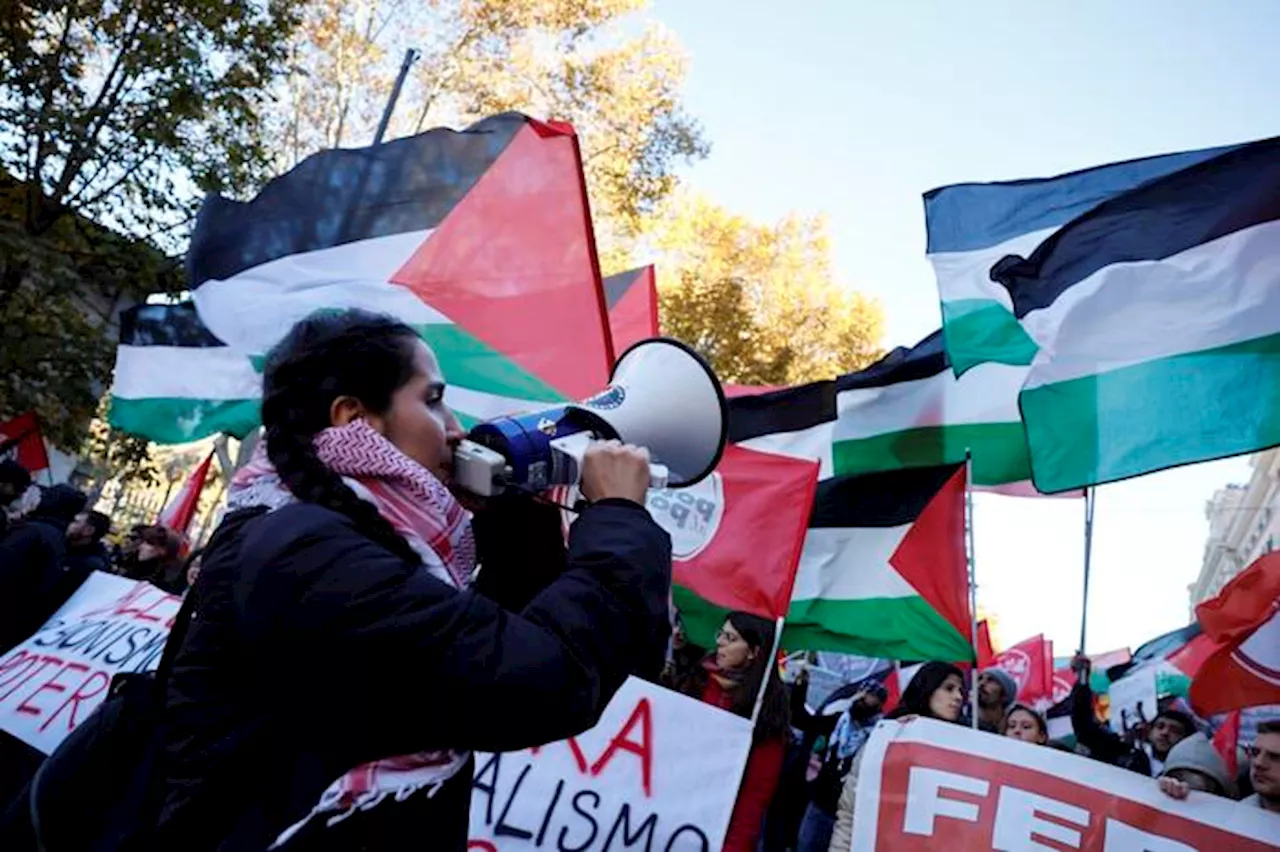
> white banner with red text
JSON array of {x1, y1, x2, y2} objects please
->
[
  {"x1": 0, "y1": 571, "x2": 182, "y2": 755},
  {"x1": 850, "y1": 717, "x2": 1279, "y2": 851},
  {"x1": 467, "y1": 676, "x2": 753, "y2": 852}
]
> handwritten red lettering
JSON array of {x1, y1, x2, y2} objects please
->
[
  {"x1": 16, "y1": 658, "x2": 86, "y2": 718},
  {"x1": 466, "y1": 841, "x2": 498, "y2": 852},
  {"x1": 589, "y1": 698, "x2": 653, "y2": 797},
  {"x1": 0, "y1": 654, "x2": 60, "y2": 703},
  {"x1": 40, "y1": 669, "x2": 110, "y2": 733},
  {"x1": 0, "y1": 650, "x2": 35, "y2": 690}
]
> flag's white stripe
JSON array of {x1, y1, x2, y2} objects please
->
[
  {"x1": 794, "y1": 525, "x2": 914, "y2": 603},
  {"x1": 1023, "y1": 218, "x2": 1280, "y2": 387},
  {"x1": 112, "y1": 345, "x2": 262, "y2": 400},
  {"x1": 113, "y1": 344, "x2": 543, "y2": 424},
  {"x1": 833, "y1": 362, "x2": 1027, "y2": 441},
  {"x1": 737, "y1": 421, "x2": 836, "y2": 479},
  {"x1": 928, "y1": 227, "x2": 1056, "y2": 304},
  {"x1": 193, "y1": 229, "x2": 447, "y2": 353}
]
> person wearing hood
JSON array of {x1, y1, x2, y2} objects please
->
[
  {"x1": 797, "y1": 681, "x2": 886, "y2": 852},
  {"x1": 976, "y1": 667, "x2": 1018, "y2": 733},
  {"x1": 153, "y1": 310, "x2": 672, "y2": 850},
  {"x1": 0, "y1": 484, "x2": 87, "y2": 653},
  {"x1": 828, "y1": 662, "x2": 965, "y2": 852},
  {"x1": 0, "y1": 460, "x2": 32, "y2": 538},
  {"x1": 1156, "y1": 733, "x2": 1236, "y2": 801}
]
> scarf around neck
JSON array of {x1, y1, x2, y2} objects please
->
[{"x1": 226, "y1": 420, "x2": 476, "y2": 847}]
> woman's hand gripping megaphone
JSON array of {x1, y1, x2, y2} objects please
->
[{"x1": 579, "y1": 440, "x2": 652, "y2": 505}]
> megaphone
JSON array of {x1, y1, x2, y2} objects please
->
[{"x1": 452, "y1": 338, "x2": 728, "y2": 498}]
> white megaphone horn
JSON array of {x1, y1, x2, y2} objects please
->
[{"x1": 452, "y1": 338, "x2": 728, "y2": 498}]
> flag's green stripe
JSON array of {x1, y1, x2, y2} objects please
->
[
  {"x1": 1020, "y1": 330, "x2": 1280, "y2": 493},
  {"x1": 941, "y1": 299, "x2": 1039, "y2": 374},
  {"x1": 249, "y1": 324, "x2": 565, "y2": 405},
  {"x1": 783, "y1": 596, "x2": 975, "y2": 661},
  {"x1": 672, "y1": 584, "x2": 732, "y2": 652},
  {"x1": 833, "y1": 422, "x2": 1031, "y2": 487},
  {"x1": 415, "y1": 325, "x2": 566, "y2": 404},
  {"x1": 109, "y1": 396, "x2": 261, "y2": 444}
]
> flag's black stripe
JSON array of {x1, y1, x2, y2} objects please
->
[
  {"x1": 809, "y1": 463, "x2": 963, "y2": 529},
  {"x1": 834, "y1": 330, "x2": 947, "y2": 392},
  {"x1": 187, "y1": 114, "x2": 527, "y2": 287},
  {"x1": 602, "y1": 267, "x2": 642, "y2": 310},
  {"x1": 119, "y1": 303, "x2": 226, "y2": 348},
  {"x1": 992, "y1": 136, "x2": 1280, "y2": 318},
  {"x1": 727, "y1": 329, "x2": 948, "y2": 442},
  {"x1": 727, "y1": 381, "x2": 836, "y2": 442}
]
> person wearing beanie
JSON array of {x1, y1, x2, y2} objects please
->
[
  {"x1": 1156, "y1": 733, "x2": 1235, "y2": 801},
  {"x1": 976, "y1": 667, "x2": 1019, "y2": 733}
]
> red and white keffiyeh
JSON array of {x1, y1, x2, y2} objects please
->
[{"x1": 227, "y1": 420, "x2": 475, "y2": 847}]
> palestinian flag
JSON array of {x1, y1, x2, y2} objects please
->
[
  {"x1": 158, "y1": 452, "x2": 215, "y2": 537},
  {"x1": 728, "y1": 329, "x2": 1060, "y2": 497},
  {"x1": 987, "y1": 137, "x2": 1280, "y2": 492},
  {"x1": 1190, "y1": 552, "x2": 1280, "y2": 715},
  {"x1": 782, "y1": 464, "x2": 973, "y2": 662},
  {"x1": 926, "y1": 141, "x2": 1236, "y2": 376},
  {"x1": 111, "y1": 113, "x2": 609, "y2": 442},
  {"x1": 602, "y1": 265, "x2": 658, "y2": 355},
  {"x1": 1101, "y1": 624, "x2": 1220, "y2": 705}
]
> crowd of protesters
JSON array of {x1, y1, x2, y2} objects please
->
[{"x1": 0, "y1": 308, "x2": 1275, "y2": 850}]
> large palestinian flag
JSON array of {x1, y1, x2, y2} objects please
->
[
  {"x1": 602, "y1": 265, "x2": 659, "y2": 355},
  {"x1": 728, "y1": 330, "x2": 1048, "y2": 495},
  {"x1": 111, "y1": 113, "x2": 609, "y2": 442}
]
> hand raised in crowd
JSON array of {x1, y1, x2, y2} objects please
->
[{"x1": 580, "y1": 440, "x2": 651, "y2": 505}]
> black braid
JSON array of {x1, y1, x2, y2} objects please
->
[{"x1": 260, "y1": 309, "x2": 424, "y2": 565}]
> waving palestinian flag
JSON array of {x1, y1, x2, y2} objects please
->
[{"x1": 111, "y1": 114, "x2": 609, "y2": 443}]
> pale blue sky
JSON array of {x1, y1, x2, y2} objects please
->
[{"x1": 652, "y1": 0, "x2": 1279, "y2": 654}]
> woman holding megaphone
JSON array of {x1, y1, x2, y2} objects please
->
[{"x1": 153, "y1": 309, "x2": 673, "y2": 851}]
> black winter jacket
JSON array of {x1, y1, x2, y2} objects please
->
[
  {"x1": 154, "y1": 496, "x2": 671, "y2": 851},
  {"x1": 1069, "y1": 683, "x2": 1154, "y2": 776}
]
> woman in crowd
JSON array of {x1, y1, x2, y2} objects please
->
[
  {"x1": 828, "y1": 662, "x2": 965, "y2": 852},
  {"x1": 154, "y1": 309, "x2": 673, "y2": 850},
  {"x1": 677, "y1": 611, "x2": 790, "y2": 852},
  {"x1": 1004, "y1": 703, "x2": 1050, "y2": 746}
]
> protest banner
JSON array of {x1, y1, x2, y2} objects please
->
[
  {"x1": 850, "y1": 718, "x2": 1279, "y2": 851},
  {"x1": 0, "y1": 571, "x2": 180, "y2": 755},
  {"x1": 468, "y1": 676, "x2": 753, "y2": 851},
  {"x1": 1107, "y1": 667, "x2": 1158, "y2": 734}
]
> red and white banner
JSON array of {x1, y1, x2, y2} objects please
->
[
  {"x1": 850, "y1": 718, "x2": 1279, "y2": 851},
  {"x1": 0, "y1": 572, "x2": 182, "y2": 754},
  {"x1": 468, "y1": 676, "x2": 753, "y2": 851},
  {"x1": 1191, "y1": 552, "x2": 1280, "y2": 715},
  {"x1": 992, "y1": 634, "x2": 1054, "y2": 706}
]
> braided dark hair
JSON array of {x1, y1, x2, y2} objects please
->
[{"x1": 260, "y1": 308, "x2": 423, "y2": 564}]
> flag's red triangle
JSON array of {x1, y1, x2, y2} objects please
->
[
  {"x1": 389, "y1": 122, "x2": 612, "y2": 399},
  {"x1": 976, "y1": 620, "x2": 995, "y2": 667},
  {"x1": 159, "y1": 452, "x2": 215, "y2": 537},
  {"x1": 889, "y1": 465, "x2": 972, "y2": 658},
  {"x1": 1212, "y1": 709, "x2": 1241, "y2": 778}
]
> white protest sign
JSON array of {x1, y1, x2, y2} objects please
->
[
  {"x1": 1107, "y1": 667, "x2": 1159, "y2": 733},
  {"x1": 467, "y1": 676, "x2": 753, "y2": 851},
  {"x1": 0, "y1": 572, "x2": 180, "y2": 754},
  {"x1": 850, "y1": 718, "x2": 1279, "y2": 851}
]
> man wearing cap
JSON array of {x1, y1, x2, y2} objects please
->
[{"x1": 976, "y1": 667, "x2": 1018, "y2": 733}]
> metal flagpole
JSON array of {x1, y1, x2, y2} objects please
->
[
  {"x1": 1078, "y1": 486, "x2": 1097, "y2": 654},
  {"x1": 373, "y1": 49, "x2": 421, "y2": 145},
  {"x1": 751, "y1": 616, "x2": 786, "y2": 727},
  {"x1": 965, "y1": 451, "x2": 980, "y2": 730}
]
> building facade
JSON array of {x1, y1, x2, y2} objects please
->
[{"x1": 1192, "y1": 448, "x2": 1280, "y2": 611}]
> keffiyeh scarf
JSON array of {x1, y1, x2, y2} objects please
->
[{"x1": 227, "y1": 420, "x2": 476, "y2": 847}]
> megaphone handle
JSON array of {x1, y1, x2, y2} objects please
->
[{"x1": 649, "y1": 463, "x2": 669, "y2": 490}]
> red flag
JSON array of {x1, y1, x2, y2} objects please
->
[
  {"x1": 602, "y1": 266, "x2": 659, "y2": 356},
  {"x1": 0, "y1": 411, "x2": 50, "y2": 476},
  {"x1": 992, "y1": 634, "x2": 1055, "y2": 705},
  {"x1": 669, "y1": 445, "x2": 818, "y2": 636},
  {"x1": 158, "y1": 452, "x2": 215, "y2": 536},
  {"x1": 1190, "y1": 552, "x2": 1280, "y2": 716},
  {"x1": 1212, "y1": 710, "x2": 1242, "y2": 778}
]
